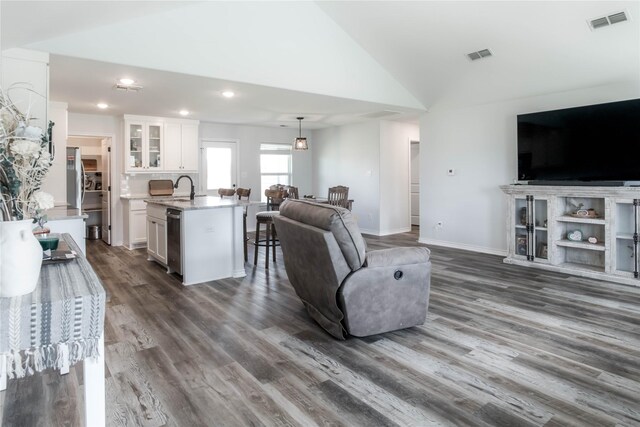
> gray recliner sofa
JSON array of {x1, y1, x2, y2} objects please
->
[{"x1": 273, "y1": 199, "x2": 431, "y2": 339}]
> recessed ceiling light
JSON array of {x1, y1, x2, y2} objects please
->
[
  {"x1": 179, "y1": 110, "x2": 189, "y2": 116},
  {"x1": 119, "y1": 78, "x2": 135, "y2": 85},
  {"x1": 97, "y1": 103, "x2": 109, "y2": 109},
  {"x1": 222, "y1": 91, "x2": 235, "y2": 98}
]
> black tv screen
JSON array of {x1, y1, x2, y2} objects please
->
[{"x1": 517, "y1": 98, "x2": 640, "y2": 184}]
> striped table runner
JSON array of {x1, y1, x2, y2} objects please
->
[{"x1": 0, "y1": 234, "x2": 105, "y2": 379}]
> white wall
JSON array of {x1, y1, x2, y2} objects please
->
[
  {"x1": 312, "y1": 121, "x2": 381, "y2": 234},
  {"x1": 420, "y1": 81, "x2": 640, "y2": 254},
  {"x1": 1, "y1": 49, "x2": 49, "y2": 130},
  {"x1": 380, "y1": 121, "x2": 419, "y2": 235},
  {"x1": 312, "y1": 120, "x2": 419, "y2": 235}
]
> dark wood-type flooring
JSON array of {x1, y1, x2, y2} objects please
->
[{"x1": 2, "y1": 228, "x2": 640, "y2": 426}]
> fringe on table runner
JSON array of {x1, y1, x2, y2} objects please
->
[{"x1": 3, "y1": 338, "x2": 102, "y2": 379}]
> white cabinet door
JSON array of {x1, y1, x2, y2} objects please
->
[
  {"x1": 181, "y1": 124, "x2": 199, "y2": 172},
  {"x1": 131, "y1": 210, "x2": 147, "y2": 244},
  {"x1": 125, "y1": 121, "x2": 145, "y2": 172},
  {"x1": 125, "y1": 121, "x2": 164, "y2": 172},
  {"x1": 146, "y1": 123, "x2": 164, "y2": 171},
  {"x1": 147, "y1": 218, "x2": 158, "y2": 257},
  {"x1": 156, "y1": 221, "x2": 167, "y2": 264},
  {"x1": 164, "y1": 122, "x2": 182, "y2": 171}
]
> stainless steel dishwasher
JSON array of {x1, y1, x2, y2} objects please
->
[{"x1": 166, "y1": 209, "x2": 182, "y2": 275}]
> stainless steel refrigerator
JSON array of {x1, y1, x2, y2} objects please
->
[{"x1": 66, "y1": 147, "x2": 84, "y2": 210}]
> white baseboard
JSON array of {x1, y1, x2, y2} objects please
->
[
  {"x1": 361, "y1": 227, "x2": 413, "y2": 237},
  {"x1": 419, "y1": 237, "x2": 507, "y2": 257},
  {"x1": 378, "y1": 227, "x2": 411, "y2": 236},
  {"x1": 360, "y1": 228, "x2": 378, "y2": 235}
]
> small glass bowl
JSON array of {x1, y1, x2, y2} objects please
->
[{"x1": 36, "y1": 234, "x2": 60, "y2": 251}]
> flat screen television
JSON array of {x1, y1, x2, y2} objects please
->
[{"x1": 517, "y1": 98, "x2": 640, "y2": 185}]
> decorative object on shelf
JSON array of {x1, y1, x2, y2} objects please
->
[
  {"x1": 543, "y1": 219, "x2": 548, "y2": 228},
  {"x1": 587, "y1": 236, "x2": 598, "y2": 244},
  {"x1": 571, "y1": 208, "x2": 599, "y2": 218},
  {"x1": 85, "y1": 176, "x2": 94, "y2": 190},
  {"x1": 519, "y1": 207, "x2": 527, "y2": 225},
  {"x1": 293, "y1": 117, "x2": 308, "y2": 151},
  {"x1": 567, "y1": 229, "x2": 583, "y2": 242},
  {"x1": 538, "y1": 243, "x2": 548, "y2": 258},
  {"x1": 0, "y1": 85, "x2": 54, "y2": 297},
  {"x1": 516, "y1": 236, "x2": 527, "y2": 255},
  {"x1": 95, "y1": 182, "x2": 102, "y2": 191}
]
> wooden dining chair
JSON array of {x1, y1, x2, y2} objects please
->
[
  {"x1": 327, "y1": 185, "x2": 349, "y2": 209},
  {"x1": 218, "y1": 188, "x2": 236, "y2": 198},
  {"x1": 284, "y1": 185, "x2": 299, "y2": 200},
  {"x1": 254, "y1": 189, "x2": 285, "y2": 268},
  {"x1": 236, "y1": 188, "x2": 251, "y2": 262},
  {"x1": 266, "y1": 187, "x2": 285, "y2": 211}
]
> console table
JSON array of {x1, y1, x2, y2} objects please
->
[
  {"x1": 0, "y1": 234, "x2": 106, "y2": 426},
  {"x1": 501, "y1": 185, "x2": 640, "y2": 287}
]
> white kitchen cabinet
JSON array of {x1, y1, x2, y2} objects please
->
[
  {"x1": 147, "y1": 204, "x2": 167, "y2": 265},
  {"x1": 124, "y1": 116, "x2": 164, "y2": 173},
  {"x1": 124, "y1": 115, "x2": 198, "y2": 173},
  {"x1": 123, "y1": 199, "x2": 147, "y2": 249},
  {"x1": 163, "y1": 122, "x2": 199, "y2": 172}
]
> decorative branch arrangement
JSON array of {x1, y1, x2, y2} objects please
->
[{"x1": 0, "y1": 85, "x2": 54, "y2": 222}]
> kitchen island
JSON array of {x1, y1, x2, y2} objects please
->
[{"x1": 145, "y1": 196, "x2": 246, "y2": 285}]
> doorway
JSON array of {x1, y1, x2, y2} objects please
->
[
  {"x1": 67, "y1": 135, "x2": 113, "y2": 245},
  {"x1": 410, "y1": 140, "x2": 420, "y2": 226},
  {"x1": 201, "y1": 140, "x2": 238, "y2": 195}
]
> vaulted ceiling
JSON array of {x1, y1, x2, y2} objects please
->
[{"x1": 2, "y1": 1, "x2": 638, "y2": 128}]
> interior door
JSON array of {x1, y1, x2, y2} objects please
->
[
  {"x1": 201, "y1": 140, "x2": 238, "y2": 196},
  {"x1": 410, "y1": 141, "x2": 420, "y2": 226},
  {"x1": 101, "y1": 138, "x2": 112, "y2": 244}
]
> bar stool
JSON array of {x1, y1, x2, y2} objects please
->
[
  {"x1": 236, "y1": 188, "x2": 251, "y2": 262},
  {"x1": 254, "y1": 189, "x2": 284, "y2": 268}
]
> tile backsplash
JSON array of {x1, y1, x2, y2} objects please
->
[{"x1": 120, "y1": 173, "x2": 199, "y2": 196}]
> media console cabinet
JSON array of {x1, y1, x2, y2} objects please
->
[{"x1": 501, "y1": 185, "x2": 640, "y2": 287}]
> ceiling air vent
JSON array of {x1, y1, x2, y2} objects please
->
[
  {"x1": 588, "y1": 10, "x2": 629, "y2": 30},
  {"x1": 467, "y1": 49, "x2": 492, "y2": 61},
  {"x1": 114, "y1": 83, "x2": 143, "y2": 92}
]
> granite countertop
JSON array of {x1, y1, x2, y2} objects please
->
[
  {"x1": 120, "y1": 193, "x2": 196, "y2": 200},
  {"x1": 145, "y1": 196, "x2": 249, "y2": 211},
  {"x1": 47, "y1": 206, "x2": 88, "y2": 221}
]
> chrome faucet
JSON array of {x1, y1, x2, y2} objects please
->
[{"x1": 174, "y1": 175, "x2": 195, "y2": 200}]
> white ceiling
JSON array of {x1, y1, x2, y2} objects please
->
[
  {"x1": 2, "y1": 1, "x2": 639, "y2": 127},
  {"x1": 318, "y1": 1, "x2": 640, "y2": 110}
]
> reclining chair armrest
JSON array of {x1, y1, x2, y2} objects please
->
[
  {"x1": 339, "y1": 251, "x2": 431, "y2": 337},
  {"x1": 365, "y1": 247, "x2": 430, "y2": 268}
]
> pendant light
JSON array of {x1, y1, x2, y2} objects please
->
[{"x1": 293, "y1": 117, "x2": 308, "y2": 150}]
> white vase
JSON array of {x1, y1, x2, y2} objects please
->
[{"x1": 0, "y1": 219, "x2": 43, "y2": 298}]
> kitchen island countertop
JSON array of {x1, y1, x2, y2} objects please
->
[
  {"x1": 47, "y1": 206, "x2": 88, "y2": 221},
  {"x1": 145, "y1": 196, "x2": 253, "y2": 211}
]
